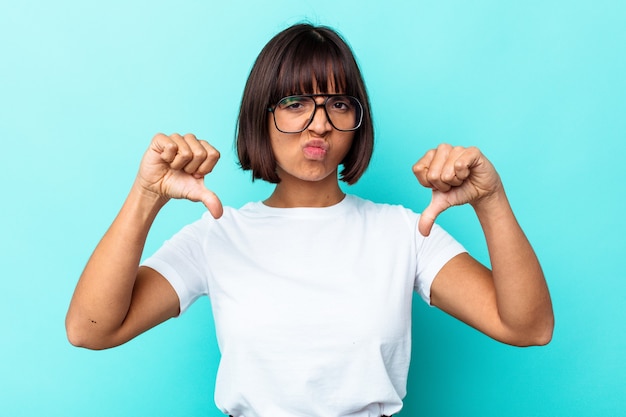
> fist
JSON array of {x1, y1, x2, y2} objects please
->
[
  {"x1": 137, "y1": 133, "x2": 223, "y2": 218},
  {"x1": 413, "y1": 144, "x2": 501, "y2": 236}
]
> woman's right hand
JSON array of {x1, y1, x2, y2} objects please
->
[{"x1": 135, "y1": 133, "x2": 223, "y2": 218}]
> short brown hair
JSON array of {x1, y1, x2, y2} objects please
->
[{"x1": 236, "y1": 23, "x2": 374, "y2": 185}]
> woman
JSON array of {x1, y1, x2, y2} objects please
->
[{"x1": 66, "y1": 23, "x2": 553, "y2": 417}]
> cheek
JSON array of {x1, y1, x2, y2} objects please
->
[
  {"x1": 336, "y1": 135, "x2": 355, "y2": 160},
  {"x1": 268, "y1": 119, "x2": 285, "y2": 155},
  {"x1": 269, "y1": 132, "x2": 299, "y2": 165}
]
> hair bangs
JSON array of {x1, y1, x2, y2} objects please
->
[{"x1": 271, "y1": 34, "x2": 350, "y2": 103}]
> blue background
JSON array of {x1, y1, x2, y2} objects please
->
[{"x1": 1, "y1": 0, "x2": 625, "y2": 415}]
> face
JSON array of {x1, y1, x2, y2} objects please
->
[{"x1": 268, "y1": 92, "x2": 355, "y2": 184}]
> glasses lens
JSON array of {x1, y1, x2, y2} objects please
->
[
  {"x1": 273, "y1": 95, "x2": 363, "y2": 133},
  {"x1": 325, "y1": 96, "x2": 362, "y2": 131},
  {"x1": 274, "y1": 96, "x2": 316, "y2": 133}
]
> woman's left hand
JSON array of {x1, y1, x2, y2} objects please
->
[{"x1": 413, "y1": 144, "x2": 502, "y2": 236}]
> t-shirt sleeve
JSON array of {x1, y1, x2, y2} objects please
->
[
  {"x1": 414, "y1": 218, "x2": 467, "y2": 305},
  {"x1": 141, "y1": 216, "x2": 211, "y2": 315}
]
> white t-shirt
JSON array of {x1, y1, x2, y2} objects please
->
[{"x1": 143, "y1": 194, "x2": 466, "y2": 417}]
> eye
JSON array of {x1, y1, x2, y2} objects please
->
[
  {"x1": 328, "y1": 96, "x2": 353, "y2": 112},
  {"x1": 278, "y1": 96, "x2": 310, "y2": 112}
]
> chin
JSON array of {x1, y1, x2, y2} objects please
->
[{"x1": 281, "y1": 169, "x2": 336, "y2": 183}]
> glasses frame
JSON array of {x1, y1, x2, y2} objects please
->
[{"x1": 268, "y1": 94, "x2": 363, "y2": 134}]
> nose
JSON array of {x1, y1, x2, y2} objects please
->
[{"x1": 307, "y1": 102, "x2": 333, "y2": 133}]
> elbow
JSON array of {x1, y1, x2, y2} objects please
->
[
  {"x1": 65, "y1": 313, "x2": 84, "y2": 348},
  {"x1": 65, "y1": 316, "x2": 113, "y2": 351},
  {"x1": 534, "y1": 321, "x2": 554, "y2": 346},
  {"x1": 520, "y1": 327, "x2": 553, "y2": 347},
  {"x1": 65, "y1": 320, "x2": 95, "y2": 350},
  {"x1": 533, "y1": 318, "x2": 555, "y2": 346},
  {"x1": 508, "y1": 316, "x2": 555, "y2": 347},
  {"x1": 530, "y1": 309, "x2": 555, "y2": 346}
]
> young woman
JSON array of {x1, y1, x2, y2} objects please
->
[{"x1": 66, "y1": 23, "x2": 553, "y2": 417}]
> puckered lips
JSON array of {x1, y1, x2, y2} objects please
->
[{"x1": 302, "y1": 139, "x2": 329, "y2": 160}]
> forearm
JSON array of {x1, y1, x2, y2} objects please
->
[
  {"x1": 473, "y1": 188, "x2": 554, "y2": 344},
  {"x1": 66, "y1": 184, "x2": 167, "y2": 344}
]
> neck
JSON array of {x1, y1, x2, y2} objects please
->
[{"x1": 264, "y1": 172, "x2": 345, "y2": 208}]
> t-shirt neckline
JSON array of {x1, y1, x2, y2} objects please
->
[{"x1": 246, "y1": 194, "x2": 356, "y2": 218}]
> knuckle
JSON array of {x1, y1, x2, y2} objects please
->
[
  {"x1": 442, "y1": 171, "x2": 455, "y2": 181},
  {"x1": 196, "y1": 148, "x2": 208, "y2": 159},
  {"x1": 207, "y1": 148, "x2": 221, "y2": 160},
  {"x1": 454, "y1": 159, "x2": 467, "y2": 170},
  {"x1": 427, "y1": 171, "x2": 439, "y2": 183},
  {"x1": 466, "y1": 146, "x2": 480, "y2": 156},
  {"x1": 177, "y1": 148, "x2": 192, "y2": 160},
  {"x1": 163, "y1": 141, "x2": 178, "y2": 153}
]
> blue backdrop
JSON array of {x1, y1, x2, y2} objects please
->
[{"x1": 1, "y1": 0, "x2": 624, "y2": 415}]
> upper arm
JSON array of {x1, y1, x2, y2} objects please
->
[
  {"x1": 429, "y1": 253, "x2": 516, "y2": 344},
  {"x1": 92, "y1": 267, "x2": 180, "y2": 349}
]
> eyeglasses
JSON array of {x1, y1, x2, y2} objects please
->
[{"x1": 268, "y1": 94, "x2": 363, "y2": 133}]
